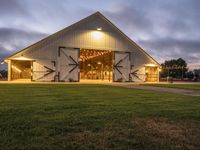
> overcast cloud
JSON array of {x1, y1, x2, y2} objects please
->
[{"x1": 0, "y1": 0, "x2": 199, "y2": 69}]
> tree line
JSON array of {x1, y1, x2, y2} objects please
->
[
  {"x1": 160, "y1": 58, "x2": 200, "y2": 81},
  {"x1": 0, "y1": 70, "x2": 8, "y2": 79}
]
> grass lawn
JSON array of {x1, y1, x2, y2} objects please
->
[
  {"x1": 141, "y1": 83, "x2": 200, "y2": 90},
  {"x1": 0, "y1": 84, "x2": 200, "y2": 150}
]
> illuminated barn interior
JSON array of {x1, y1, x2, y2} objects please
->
[
  {"x1": 80, "y1": 49, "x2": 113, "y2": 81},
  {"x1": 4, "y1": 12, "x2": 160, "y2": 82},
  {"x1": 10, "y1": 60, "x2": 32, "y2": 80}
]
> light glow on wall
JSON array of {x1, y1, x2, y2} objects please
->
[
  {"x1": 91, "y1": 31, "x2": 103, "y2": 40},
  {"x1": 145, "y1": 63, "x2": 157, "y2": 67},
  {"x1": 12, "y1": 56, "x2": 33, "y2": 61},
  {"x1": 11, "y1": 65, "x2": 21, "y2": 73}
]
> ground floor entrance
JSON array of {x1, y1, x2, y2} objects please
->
[
  {"x1": 80, "y1": 49, "x2": 113, "y2": 81},
  {"x1": 10, "y1": 60, "x2": 32, "y2": 80},
  {"x1": 9, "y1": 48, "x2": 159, "y2": 82},
  {"x1": 145, "y1": 66, "x2": 159, "y2": 82}
]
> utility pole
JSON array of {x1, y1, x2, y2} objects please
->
[
  {"x1": 182, "y1": 66, "x2": 184, "y2": 80},
  {"x1": 167, "y1": 66, "x2": 170, "y2": 82}
]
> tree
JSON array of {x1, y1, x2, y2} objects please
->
[
  {"x1": 194, "y1": 69, "x2": 200, "y2": 80},
  {"x1": 186, "y1": 71, "x2": 194, "y2": 80},
  {"x1": 160, "y1": 58, "x2": 188, "y2": 79},
  {"x1": 0, "y1": 70, "x2": 8, "y2": 79}
]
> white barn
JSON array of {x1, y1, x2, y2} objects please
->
[{"x1": 5, "y1": 12, "x2": 160, "y2": 82}]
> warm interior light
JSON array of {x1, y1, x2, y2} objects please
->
[
  {"x1": 97, "y1": 27, "x2": 102, "y2": 31},
  {"x1": 13, "y1": 56, "x2": 33, "y2": 61},
  {"x1": 145, "y1": 63, "x2": 157, "y2": 67},
  {"x1": 91, "y1": 31, "x2": 102, "y2": 40},
  {"x1": 11, "y1": 65, "x2": 21, "y2": 73},
  {"x1": 97, "y1": 61, "x2": 101, "y2": 65}
]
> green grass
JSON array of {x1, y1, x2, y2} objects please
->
[
  {"x1": 0, "y1": 84, "x2": 200, "y2": 150},
  {"x1": 141, "y1": 83, "x2": 200, "y2": 90}
]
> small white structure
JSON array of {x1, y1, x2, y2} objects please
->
[{"x1": 5, "y1": 12, "x2": 160, "y2": 82}]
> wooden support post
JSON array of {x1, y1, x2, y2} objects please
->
[{"x1": 8, "y1": 60, "x2": 11, "y2": 81}]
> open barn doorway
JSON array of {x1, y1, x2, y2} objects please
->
[
  {"x1": 80, "y1": 48, "x2": 113, "y2": 81},
  {"x1": 11, "y1": 60, "x2": 32, "y2": 81},
  {"x1": 145, "y1": 66, "x2": 159, "y2": 82}
]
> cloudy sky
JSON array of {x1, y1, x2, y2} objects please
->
[{"x1": 0, "y1": 0, "x2": 200, "y2": 70}]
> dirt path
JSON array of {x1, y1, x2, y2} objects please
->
[{"x1": 106, "y1": 84, "x2": 200, "y2": 96}]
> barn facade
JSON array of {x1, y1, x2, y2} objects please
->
[{"x1": 5, "y1": 12, "x2": 160, "y2": 82}]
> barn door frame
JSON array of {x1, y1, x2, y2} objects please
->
[
  {"x1": 113, "y1": 51, "x2": 131, "y2": 82},
  {"x1": 31, "y1": 60, "x2": 56, "y2": 82},
  {"x1": 56, "y1": 46, "x2": 80, "y2": 82}
]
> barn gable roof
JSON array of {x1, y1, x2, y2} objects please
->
[{"x1": 5, "y1": 11, "x2": 160, "y2": 65}]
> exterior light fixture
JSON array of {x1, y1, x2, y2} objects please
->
[
  {"x1": 97, "y1": 27, "x2": 102, "y2": 31},
  {"x1": 0, "y1": 61, "x2": 4, "y2": 65}
]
